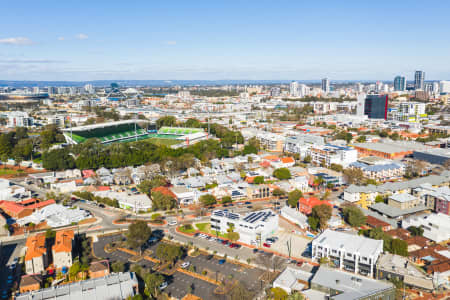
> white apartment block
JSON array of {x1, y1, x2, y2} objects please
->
[
  {"x1": 210, "y1": 209, "x2": 278, "y2": 244},
  {"x1": 312, "y1": 229, "x2": 383, "y2": 278},
  {"x1": 256, "y1": 131, "x2": 285, "y2": 152},
  {"x1": 6, "y1": 111, "x2": 34, "y2": 128},
  {"x1": 307, "y1": 144, "x2": 357, "y2": 167},
  {"x1": 394, "y1": 102, "x2": 426, "y2": 122},
  {"x1": 402, "y1": 213, "x2": 450, "y2": 243},
  {"x1": 284, "y1": 134, "x2": 325, "y2": 158}
]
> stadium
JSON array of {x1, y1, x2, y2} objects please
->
[{"x1": 63, "y1": 121, "x2": 208, "y2": 146}]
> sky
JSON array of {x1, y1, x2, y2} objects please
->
[{"x1": 1, "y1": 0, "x2": 450, "y2": 81}]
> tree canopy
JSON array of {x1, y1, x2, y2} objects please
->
[
  {"x1": 343, "y1": 205, "x2": 366, "y2": 227},
  {"x1": 273, "y1": 168, "x2": 292, "y2": 180},
  {"x1": 287, "y1": 189, "x2": 303, "y2": 208},
  {"x1": 127, "y1": 220, "x2": 152, "y2": 250},
  {"x1": 199, "y1": 194, "x2": 216, "y2": 207}
]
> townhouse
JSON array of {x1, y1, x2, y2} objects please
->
[
  {"x1": 25, "y1": 233, "x2": 48, "y2": 274},
  {"x1": 52, "y1": 230, "x2": 74, "y2": 270},
  {"x1": 312, "y1": 229, "x2": 383, "y2": 277}
]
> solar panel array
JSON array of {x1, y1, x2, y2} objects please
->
[
  {"x1": 243, "y1": 210, "x2": 273, "y2": 224},
  {"x1": 212, "y1": 210, "x2": 239, "y2": 220}
]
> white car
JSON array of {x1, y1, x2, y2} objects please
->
[
  {"x1": 181, "y1": 261, "x2": 190, "y2": 269},
  {"x1": 159, "y1": 282, "x2": 168, "y2": 290},
  {"x1": 168, "y1": 220, "x2": 177, "y2": 226}
]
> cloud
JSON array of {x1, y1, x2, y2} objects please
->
[
  {"x1": 75, "y1": 33, "x2": 88, "y2": 40},
  {"x1": 58, "y1": 37, "x2": 65, "y2": 41},
  {"x1": 0, "y1": 37, "x2": 33, "y2": 45},
  {"x1": 165, "y1": 41, "x2": 177, "y2": 45}
]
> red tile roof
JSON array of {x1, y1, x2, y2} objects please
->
[
  {"x1": 152, "y1": 186, "x2": 176, "y2": 198},
  {"x1": 52, "y1": 230, "x2": 74, "y2": 253},
  {"x1": 25, "y1": 233, "x2": 46, "y2": 261},
  {"x1": 281, "y1": 157, "x2": 295, "y2": 164}
]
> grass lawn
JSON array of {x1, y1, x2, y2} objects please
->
[
  {"x1": 0, "y1": 168, "x2": 25, "y2": 176},
  {"x1": 178, "y1": 224, "x2": 196, "y2": 234},
  {"x1": 148, "y1": 138, "x2": 182, "y2": 146},
  {"x1": 195, "y1": 223, "x2": 228, "y2": 238}
]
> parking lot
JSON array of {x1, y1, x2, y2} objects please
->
[
  {"x1": 164, "y1": 271, "x2": 223, "y2": 300},
  {"x1": 264, "y1": 229, "x2": 311, "y2": 259}
]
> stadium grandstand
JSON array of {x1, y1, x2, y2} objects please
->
[
  {"x1": 62, "y1": 120, "x2": 157, "y2": 144},
  {"x1": 157, "y1": 126, "x2": 208, "y2": 146}
]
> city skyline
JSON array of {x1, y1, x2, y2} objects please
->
[{"x1": 1, "y1": 0, "x2": 450, "y2": 81}]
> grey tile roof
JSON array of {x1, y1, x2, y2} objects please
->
[{"x1": 369, "y1": 203, "x2": 428, "y2": 218}]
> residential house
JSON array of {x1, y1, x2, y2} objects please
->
[
  {"x1": 19, "y1": 275, "x2": 43, "y2": 293},
  {"x1": 52, "y1": 230, "x2": 74, "y2": 269},
  {"x1": 272, "y1": 266, "x2": 313, "y2": 293},
  {"x1": 25, "y1": 233, "x2": 48, "y2": 274},
  {"x1": 298, "y1": 197, "x2": 332, "y2": 215},
  {"x1": 402, "y1": 213, "x2": 450, "y2": 243},
  {"x1": 89, "y1": 261, "x2": 110, "y2": 279},
  {"x1": 170, "y1": 186, "x2": 197, "y2": 206}
]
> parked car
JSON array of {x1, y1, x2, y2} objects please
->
[
  {"x1": 244, "y1": 201, "x2": 251, "y2": 205},
  {"x1": 159, "y1": 282, "x2": 168, "y2": 290},
  {"x1": 253, "y1": 248, "x2": 259, "y2": 253},
  {"x1": 181, "y1": 262, "x2": 190, "y2": 269},
  {"x1": 168, "y1": 220, "x2": 177, "y2": 226},
  {"x1": 218, "y1": 259, "x2": 226, "y2": 265},
  {"x1": 263, "y1": 243, "x2": 271, "y2": 248}
]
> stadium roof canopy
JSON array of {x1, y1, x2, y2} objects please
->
[{"x1": 62, "y1": 120, "x2": 151, "y2": 132}]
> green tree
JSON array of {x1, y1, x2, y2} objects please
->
[
  {"x1": 156, "y1": 116, "x2": 177, "y2": 128},
  {"x1": 308, "y1": 216, "x2": 320, "y2": 231},
  {"x1": 407, "y1": 226, "x2": 424, "y2": 237},
  {"x1": 69, "y1": 261, "x2": 81, "y2": 279},
  {"x1": 111, "y1": 261, "x2": 125, "y2": 273},
  {"x1": 375, "y1": 195, "x2": 385, "y2": 203},
  {"x1": 343, "y1": 168, "x2": 365, "y2": 185},
  {"x1": 273, "y1": 168, "x2": 292, "y2": 180},
  {"x1": 356, "y1": 135, "x2": 366, "y2": 143},
  {"x1": 151, "y1": 191, "x2": 177, "y2": 211},
  {"x1": 303, "y1": 155, "x2": 312, "y2": 163},
  {"x1": 343, "y1": 206, "x2": 366, "y2": 227},
  {"x1": 391, "y1": 239, "x2": 408, "y2": 256},
  {"x1": 330, "y1": 164, "x2": 343, "y2": 172},
  {"x1": 144, "y1": 272, "x2": 165, "y2": 297},
  {"x1": 126, "y1": 220, "x2": 152, "y2": 254},
  {"x1": 221, "y1": 196, "x2": 232, "y2": 204},
  {"x1": 311, "y1": 204, "x2": 332, "y2": 229},
  {"x1": 199, "y1": 194, "x2": 216, "y2": 207},
  {"x1": 272, "y1": 188, "x2": 286, "y2": 197},
  {"x1": 138, "y1": 175, "x2": 168, "y2": 194},
  {"x1": 269, "y1": 287, "x2": 288, "y2": 300},
  {"x1": 155, "y1": 243, "x2": 183, "y2": 265},
  {"x1": 253, "y1": 176, "x2": 265, "y2": 184},
  {"x1": 287, "y1": 189, "x2": 303, "y2": 208}
]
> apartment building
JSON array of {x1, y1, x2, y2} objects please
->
[
  {"x1": 307, "y1": 144, "x2": 357, "y2": 167},
  {"x1": 349, "y1": 160, "x2": 405, "y2": 182},
  {"x1": 52, "y1": 230, "x2": 74, "y2": 269},
  {"x1": 256, "y1": 131, "x2": 285, "y2": 152},
  {"x1": 284, "y1": 134, "x2": 325, "y2": 158},
  {"x1": 25, "y1": 233, "x2": 48, "y2": 274},
  {"x1": 402, "y1": 213, "x2": 450, "y2": 243},
  {"x1": 312, "y1": 229, "x2": 383, "y2": 277},
  {"x1": 388, "y1": 193, "x2": 420, "y2": 210},
  {"x1": 210, "y1": 209, "x2": 278, "y2": 244}
]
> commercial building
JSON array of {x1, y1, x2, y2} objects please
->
[
  {"x1": 321, "y1": 78, "x2": 330, "y2": 93},
  {"x1": 210, "y1": 209, "x2": 278, "y2": 244},
  {"x1": 16, "y1": 204, "x2": 91, "y2": 228},
  {"x1": 290, "y1": 81, "x2": 299, "y2": 97},
  {"x1": 6, "y1": 111, "x2": 34, "y2": 128},
  {"x1": 394, "y1": 76, "x2": 406, "y2": 91},
  {"x1": 307, "y1": 144, "x2": 358, "y2": 167},
  {"x1": 413, "y1": 148, "x2": 450, "y2": 166},
  {"x1": 351, "y1": 140, "x2": 429, "y2": 159},
  {"x1": 52, "y1": 230, "x2": 74, "y2": 270},
  {"x1": 16, "y1": 272, "x2": 139, "y2": 300},
  {"x1": 307, "y1": 266, "x2": 395, "y2": 300},
  {"x1": 414, "y1": 70, "x2": 425, "y2": 90},
  {"x1": 25, "y1": 233, "x2": 48, "y2": 275},
  {"x1": 280, "y1": 206, "x2": 308, "y2": 229},
  {"x1": 273, "y1": 266, "x2": 313, "y2": 294},
  {"x1": 395, "y1": 102, "x2": 426, "y2": 122},
  {"x1": 402, "y1": 213, "x2": 450, "y2": 243},
  {"x1": 364, "y1": 94, "x2": 388, "y2": 119},
  {"x1": 312, "y1": 229, "x2": 383, "y2": 277}
]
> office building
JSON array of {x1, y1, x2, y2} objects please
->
[
  {"x1": 270, "y1": 87, "x2": 280, "y2": 97},
  {"x1": 393, "y1": 76, "x2": 406, "y2": 91},
  {"x1": 321, "y1": 78, "x2": 330, "y2": 93},
  {"x1": 414, "y1": 70, "x2": 425, "y2": 90},
  {"x1": 210, "y1": 209, "x2": 278, "y2": 244},
  {"x1": 7, "y1": 111, "x2": 34, "y2": 128},
  {"x1": 440, "y1": 80, "x2": 450, "y2": 94},
  {"x1": 364, "y1": 94, "x2": 388, "y2": 119},
  {"x1": 312, "y1": 229, "x2": 383, "y2": 277}
]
